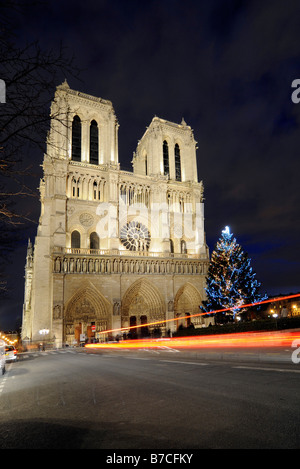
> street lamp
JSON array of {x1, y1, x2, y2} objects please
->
[{"x1": 272, "y1": 313, "x2": 278, "y2": 329}]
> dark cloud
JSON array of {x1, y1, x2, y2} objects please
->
[{"x1": 1, "y1": 0, "x2": 300, "y2": 329}]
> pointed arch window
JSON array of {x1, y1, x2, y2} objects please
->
[
  {"x1": 120, "y1": 185, "x2": 127, "y2": 204},
  {"x1": 90, "y1": 120, "x2": 99, "y2": 165},
  {"x1": 93, "y1": 180, "x2": 98, "y2": 200},
  {"x1": 163, "y1": 140, "x2": 169, "y2": 176},
  {"x1": 72, "y1": 115, "x2": 81, "y2": 161},
  {"x1": 170, "y1": 239, "x2": 174, "y2": 253},
  {"x1": 71, "y1": 177, "x2": 77, "y2": 197},
  {"x1": 90, "y1": 232, "x2": 99, "y2": 250},
  {"x1": 175, "y1": 143, "x2": 181, "y2": 181},
  {"x1": 71, "y1": 230, "x2": 81, "y2": 249},
  {"x1": 71, "y1": 177, "x2": 80, "y2": 198}
]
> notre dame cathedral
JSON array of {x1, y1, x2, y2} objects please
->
[{"x1": 22, "y1": 80, "x2": 210, "y2": 347}]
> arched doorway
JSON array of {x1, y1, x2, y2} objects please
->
[
  {"x1": 64, "y1": 283, "x2": 112, "y2": 344},
  {"x1": 140, "y1": 315, "x2": 149, "y2": 337},
  {"x1": 122, "y1": 279, "x2": 165, "y2": 337},
  {"x1": 174, "y1": 283, "x2": 203, "y2": 329}
]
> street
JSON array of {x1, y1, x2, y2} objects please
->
[{"x1": 0, "y1": 346, "x2": 300, "y2": 449}]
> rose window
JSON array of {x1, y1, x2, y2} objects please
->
[{"x1": 120, "y1": 221, "x2": 151, "y2": 251}]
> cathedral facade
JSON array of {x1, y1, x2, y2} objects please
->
[{"x1": 22, "y1": 81, "x2": 210, "y2": 347}]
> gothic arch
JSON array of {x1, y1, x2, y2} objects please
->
[
  {"x1": 71, "y1": 115, "x2": 82, "y2": 162},
  {"x1": 121, "y1": 279, "x2": 165, "y2": 324},
  {"x1": 89, "y1": 119, "x2": 99, "y2": 165},
  {"x1": 174, "y1": 142, "x2": 181, "y2": 181},
  {"x1": 163, "y1": 139, "x2": 169, "y2": 176},
  {"x1": 174, "y1": 282, "x2": 202, "y2": 318},
  {"x1": 89, "y1": 231, "x2": 100, "y2": 250},
  {"x1": 65, "y1": 282, "x2": 112, "y2": 323},
  {"x1": 71, "y1": 230, "x2": 81, "y2": 249}
]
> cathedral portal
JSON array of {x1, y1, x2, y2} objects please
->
[
  {"x1": 64, "y1": 283, "x2": 112, "y2": 344},
  {"x1": 121, "y1": 279, "x2": 165, "y2": 336},
  {"x1": 174, "y1": 283, "x2": 203, "y2": 328}
]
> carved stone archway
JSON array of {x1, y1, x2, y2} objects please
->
[
  {"x1": 121, "y1": 279, "x2": 165, "y2": 335},
  {"x1": 174, "y1": 283, "x2": 203, "y2": 328},
  {"x1": 64, "y1": 283, "x2": 112, "y2": 344}
]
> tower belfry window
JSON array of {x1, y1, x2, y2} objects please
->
[
  {"x1": 163, "y1": 140, "x2": 169, "y2": 177},
  {"x1": 71, "y1": 115, "x2": 81, "y2": 161},
  {"x1": 175, "y1": 143, "x2": 181, "y2": 181},
  {"x1": 90, "y1": 120, "x2": 98, "y2": 165}
]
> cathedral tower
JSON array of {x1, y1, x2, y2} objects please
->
[{"x1": 22, "y1": 83, "x2": 209, "y2": 347}]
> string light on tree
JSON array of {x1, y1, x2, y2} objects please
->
[
  {"x1": 201, "y1": 226, "x2": 267, "y2": 322},
  {"x1": 222, "y1": 226, "x2": 230, "y2": 235}
]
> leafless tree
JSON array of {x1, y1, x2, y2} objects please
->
[{"x1": 0, "y1": 0, "x2": 81, "y2": 224}]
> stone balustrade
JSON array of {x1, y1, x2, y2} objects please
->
[{"x1": 52, "y1": 248, "x2": 209, "y2": 275}]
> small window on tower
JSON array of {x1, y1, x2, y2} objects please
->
[
  {"x1": 72, "y1": 115, "x2": 81, "y2": 161},
  {"x1": 175, "y1": 143, "x2": 181, "y2": 181},
  {"x1": 77, "y1": 178, "x2": 81, "y2": 198},
  {"x1": 93, "y1": 181, "x2": 98, "y2": 200},
  {"x1": 90, "y1": 120, "x2": 98, "y2": 165},
  {"x1": 163, "y1": 140, "x2": 169, "y2": 177},
  {"x1": 71, "y1": 177, "x2": 77, "y2": 198}
]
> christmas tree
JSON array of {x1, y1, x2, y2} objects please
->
[{"x1": 202, "y1": 226, "x2": 267, "y2": 322}]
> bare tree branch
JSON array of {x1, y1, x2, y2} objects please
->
[
  {"x1": 0, "y1": 1, "x2": 82, "y2": 296},
  {"x1": 0, "y1": 1, "x2": 82, "y2": 225}
]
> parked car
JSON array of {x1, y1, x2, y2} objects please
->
[
  {"x1": 0, "y1": 340, "x2": 5, "y2": 375},
  {"x1": 5, "y1": 345, "x2": 17, "y2": 362}
]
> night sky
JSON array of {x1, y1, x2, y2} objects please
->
[{"x1": 1, "y1": 0, "x2": 300, "y2": 330}]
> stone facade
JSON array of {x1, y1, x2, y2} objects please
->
[{"x1": 22, "y1": 81, "x2": 210, "y2": 347}]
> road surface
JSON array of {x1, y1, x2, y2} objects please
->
[{"x1": 0, "y1": 346, "x2": 299, "y2": 449}]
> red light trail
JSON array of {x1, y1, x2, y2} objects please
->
[
  {"x1": 84, "y1": 293, "x2": 300, "y2": 352},
  {"x1": 85, "y1": 330, "x2": 300, "y2": 351},
  {"x1": 94, "y1": 293, "x2": 300, "y2": 336}
]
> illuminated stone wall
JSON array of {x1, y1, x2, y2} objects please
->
[{"x1": 22, "y1": 82, "x2": 210, "y2": 346}]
